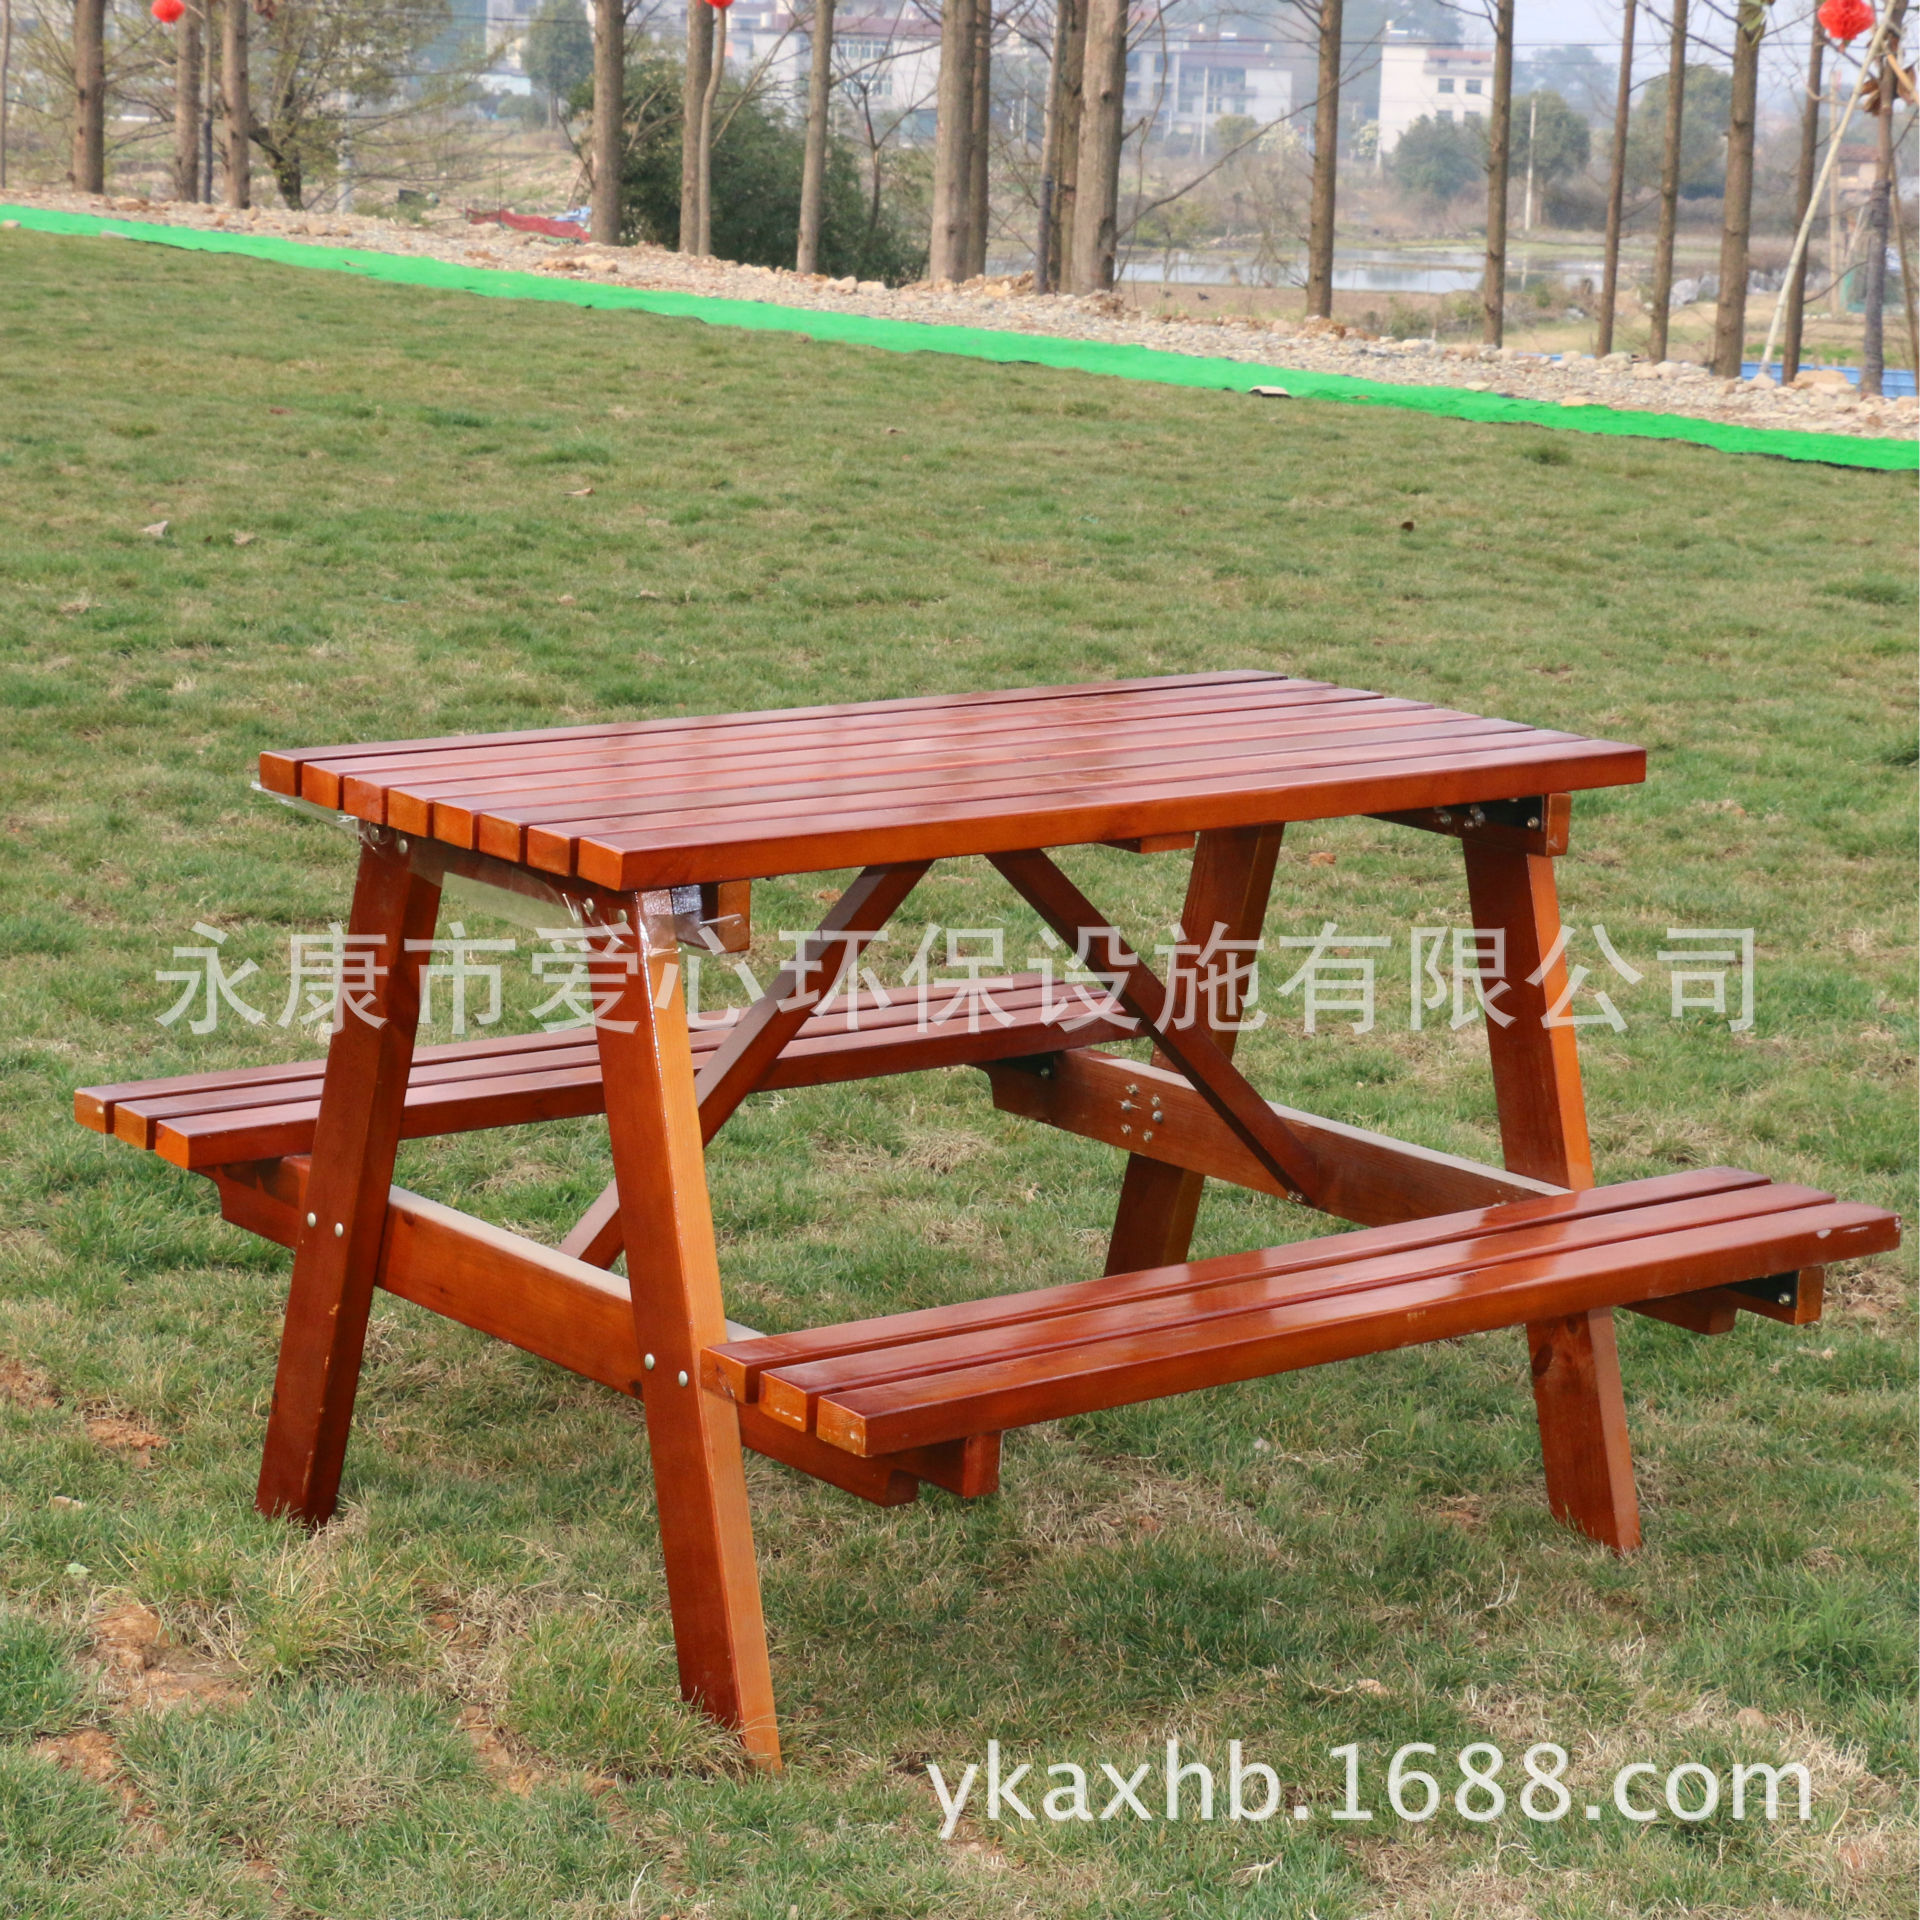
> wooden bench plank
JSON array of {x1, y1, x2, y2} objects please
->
[
  {"x1": 751, "y1": 1183, "x2": 1837, "y2": 1436},
  {"x1": 703, "y1": 1168, "x2": 1772, "y2": 1404},
  {"x1": 809, "y1": 1201, "x2": 1898, "y2": 1456},
  {"x1": 79, "y1": 973, "x2": 1135, "y2": 1171}
]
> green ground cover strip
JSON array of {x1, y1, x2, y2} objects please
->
[{"x1": 8, "y1": 200, "x2": 1914, "y2": 475}]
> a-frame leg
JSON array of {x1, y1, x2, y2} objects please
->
[
  {"x1": 594, "y1": 900, "x2": 781, "y2": 1768},
  {"x1": 1105, "y1": 825, "x2": 1284, "y2": 1274},
  {"x1": 1463, "y1": 840, "x2": 1641, "y2": 1553},
  {"x1": 257, "y1": 834, "x2": 441, "y2": 1525}
]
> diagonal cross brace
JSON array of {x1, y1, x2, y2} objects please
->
[
  {"x1": 562, "y1": 861, "x2": 932, "y2": 1266},
  {"x1": 988, "y1": 847, "x2": 1321, "y2": 1204}
]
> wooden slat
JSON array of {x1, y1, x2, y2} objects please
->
[
  {"x1": 90, "y1": 975, "x2": 1131, "y2": 1171},
  {"x1": 569, "y1": 738, "x2": 1646, "y2": 890},
  {"x1": 809, "y1": 1202, "x2": 1900, "y2": 1455},
  {"x1": 702, "y1": 1168, "x2": 1772, "y2": 1405},
  {"x1": 269, "y1": 671, "x2": 1291, "y2": 806},
  {"x1": 752, "y1": 1183, "x2": 1836, "y2": 1434},
  {"x1": 376, "y1": 685, "x2": 1412, "y2": 842}
]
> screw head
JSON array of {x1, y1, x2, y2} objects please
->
[
  {"x1": 643, "y1": 1354, "x2": 655, "y2": 1371},
  {"x1": 305, "y1": 1212, "x2": 317, "y2": 1227},
  {"x1": 1142, "y1": 1129, "x2": 1154, "y2": 1142},
  {"x1": 397, "y1": 837, "x2": 409, "y2": 853},
  {"x1": 677, "y1": 1369, "x2": 689, "y2": 1388},
  {"x1": 333, "y1": 1222, "x2": 344, "y2": 1238}
]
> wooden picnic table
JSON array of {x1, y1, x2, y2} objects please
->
[{"x1": 76, "y1": 671, "x2": 1901, "y2": 1769}]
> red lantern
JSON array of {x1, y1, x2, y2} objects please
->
[
  {"x1": 1817, "y1": 0, "x2": 1874, "y2": 42},
  {"x1": 151, "y1": 0, "x2": 186, "y2": 20}
]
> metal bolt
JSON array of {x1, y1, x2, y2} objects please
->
[
  {"x1": 1435, "y1": 809, "x2": 1452, "y2": 825},
  {"x1": 677, "y1": 1370, "x2": 689, "y2": 1388},
  {"x1": 1142, "y1": 1129, "x2": 1154, "y2": 1142},
  {"x1": 333, "y1": 1222, "x2": 344, "y2": 1238},
  {"x1": 1125, "y1": 1083, "x2": 1138, "y2": 1096},
  {"x1": 1776, "y1": 1291, "x2": 1792, "y2": 1305},
  {"x1": 396, "y1": 837, "x2": 409, "y2": 853},
  {"x1": 305, "y1": 1212, "x2": 317, "y2": 1228},
  {"x1": 643, "y1": 1354, "x2": 655, "y2": 1371},
  {"x1": 1526, "y1": 815, "x2": 1541, "y2": 829},
  {"x1": 1120, "y1": 1123, "x2": 1132, "y2": 1136}
]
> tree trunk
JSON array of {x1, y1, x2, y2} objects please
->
[
  {"x1": 930, "y1": 0, "x2": 976, "y2": 281},
  {"x1": 1647, "y1": 0, "x2": 1687, "y2": 361},
  {"x1": 1067, "y1": 0, "x2": 1125, "y2": 292},
  {"x1": 222, "y1": 0, "x2": 248, "y2": 207},
  {"x1": 1780, "y1": 23, "x2": 1824, "y2": 382},
  {"x1": 72, "y1": 0, "x2": 105, "y2": 193},
  {"x1": 1859, "y1": 31, "x2": 1901, "y2": 393},
  {"x1": 796, "y1": 0, "x2": 835, "y2": 273},
  {"x1": 172, "y1": 0, "x2": 202, "y2": 201},
  {"x1": 1, "y1": 0, "x2": 15, "y2": 195},
  {"x1": 1304, "y1": 0, "x2": 1341, "y2": 317},
  {"x1": 1709, "y1": 0, "x2": 1764, "y2": 376},
  {"x1": 965, "y1": 0, "x2": 991, "y2": 277},
  {"x1": 1036, "y1": 0, "x2": 1084, "y2": 292},
  {"x1": 1596, "y1": 0, "x2": 1634, "y2": 355},
  {"x1": 591, "y1": 0, "x2": 623, "y2": 244},
  {"x1": 696, "y1": 5, "x2": 725, "y2": 255},
  {"x1": 1481, "y1": 0, "x2": 1515, "y2": 345},
  {"x1": 680, "y1": 0, "x2": 713, "y2": 252}
]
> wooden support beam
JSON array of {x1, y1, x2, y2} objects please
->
[
  {"x1": 1372, "y1": 792, "x2": 1571, "y2": 858},
  {"x1": 988, "y1": 1050, "x2": 1560, "y2": 1226},
  {"x1": 988, "y1": 847, "x2": 1321, "y2": 1200},
  {"x1": 254, "y1": 837, "x2": 441, "y2": 1527},
  {"x1": 562, "y1": 860, "x2": 929, "y2": 1268},
  {"x1": 1106, "y1": 823, "x2": 1283, "y2": 1273}
]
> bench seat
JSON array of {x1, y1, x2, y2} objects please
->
[
  {"x1": 74, "y1": 974, "x2": 1130, "y2": 1171},
  {"x1": 707, "y1": 1169, "x2": 1901, "y2": 1457}
]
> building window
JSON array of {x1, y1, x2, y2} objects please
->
[
  {"x1": 1465, "y1": 78, "x2": 1483, "y2": 94},
  {"x1": 1436, "y1": 77, "x2": 1454, "y2": 93},
  {"x1": 1437, "y1": 108, "x2": 1453, "y2": 121}
]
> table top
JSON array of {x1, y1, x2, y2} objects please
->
[{"x1": 261, "y1": 671, "x2": 1644, "y2": 890}]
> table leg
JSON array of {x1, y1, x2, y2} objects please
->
[
  {"x1": 1463, "y1": 840, "x2": 1640, "y2": 1553},
  {"x1": 256, "y1": 835, "x2": 441, "y2": 1526},
  {"x1": 595, "y1": 902, "x2": 781, "y2": 1769},
  {"x1": 1104, "y1": 825, "x2": 1284, "y2": 1274}
]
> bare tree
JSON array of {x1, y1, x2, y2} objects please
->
[
  {"x1": 1, "y1": 0, "x2": 15, "y2": 192},
  {"x1": 796, "y1": 0, "x2": 835, "y2": 271},
  {"x1": 1035, "y1": 0, "x2": 1082, "y2": 288},
  {"x1": 1709, "y1": 0, "x2": 1766, "y2": 376},
  {"x1": 1481, "y1": 0, "x2": 1515, "y2": 344},
  {"x1": 1067, "y1": 0, "x2": 1124, "y2": 290},
  {"x1": 1647, "y1": 0, "x2": 1688, "y2": 361},
  {"x1": 965, "y1": 0, "x2": 991, "y2": 275},
  {"x1": 171, "y1": 0, "x2": 202, "y2": 199},
  {"x1": 1859, "y1": 0, "x2": 1909, "y2": 395},
  {"x1": 1304, "y1": 0, "x2": 1341, "y2": 318},
  {"x1": 931, "y1": 0, "x2": 978, "y2": 280},
  {"x1": 680, "y1": 0, "x2": 712, "y2": 250},
  {"x1": 222, "y1": 0, "x2": 249, "y2": 205},
  {"x1": 591, "y1": 0, "x2": 622, "y2": 241},
  {"x1": 1780, "y1": 18, "x2": 1824, "y2": 381},
  {"x1": 72, "y1": 0, "x2": 105, "y2": 190},
  {"x1": 1597, "y1": 0, "x2": 1636, "y2": 354}
]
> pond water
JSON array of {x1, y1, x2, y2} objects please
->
[{"x1": 1113, "y1": 247, "x2": 1608, "y2": 293}]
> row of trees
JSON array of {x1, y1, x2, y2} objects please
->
[{"x1": 42, "y1": 0, "x2": 466, "y2": 210}]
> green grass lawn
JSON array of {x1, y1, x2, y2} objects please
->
[{"x1": 0, "y1": 226, "x2": 1913, "y2": 1919}]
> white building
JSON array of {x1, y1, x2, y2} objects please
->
[
  {"x1": 724, "y1": 4, "x2": 944, "y2": 135},
  {"x1": 1126, "y1": 30, "x2": 1295, "y2": 148},
  {"x1": 1377, "y1": 39, "x2": 1493, "y2": 155}
]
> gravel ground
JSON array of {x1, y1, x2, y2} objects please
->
[{"x1": 10, "y1": 189, "x2": 1918, "y2": 442}]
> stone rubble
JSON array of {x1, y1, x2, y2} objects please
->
[{"x1": 8, "y1": 190, "x2": 1915, "y2": 442}]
